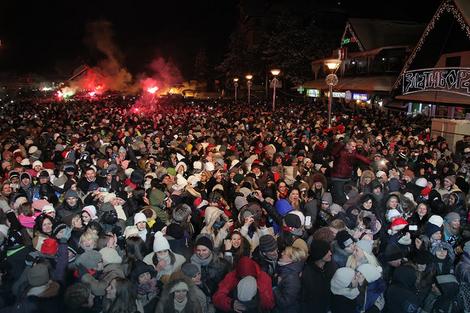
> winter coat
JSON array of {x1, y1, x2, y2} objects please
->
[
  {"x1": 330, "y1": 143, "x2": 371, "y2": 179},
  {"x1": 252, "y1": 247, "x2": 278, "y2": 278},
  {"x1": 300, "y1": 259, "x2": 336, "y2": 313},
  {"x1": 200, "y1": 206, "x2": 229, "y2": 251},
  {"x1": 81, "y1": 263, "x2": 125, "y2": 296},
  {"x1": 0, "y1": 281, "x2": 62, "y2": 313},
  {"x1": 386, "y1": 265, "x2": 421, "y2": 313},
  {"x1": 273, "y1": 261, "x2": 303, "y2": 313},
  {"x1": 358, "y1": 279, "x2": 386, "y2": 313},
  {"x1": 56, "y1": 200, "x2": 83, "y2": 223},
  {"x1": 143, "y1": 251, "x2": 185, "y2": 282},
  {"x1": 155, "y1": 277, "x2": 202, "y2": 313},
  {"x1": 331, "y1": 294, "x2": 357, "y2": 313},
  {"x1": 212, "y1": 256, "x2": 274, "y2": 312},
  {"x1": 191, "y1": 254, "x2": 230, "y2": 296},
  {"x1": 456, "y1": 252, "x2": 470, "y2": 284}
]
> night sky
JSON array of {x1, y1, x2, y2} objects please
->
[{"x1": 0, "y1": 0, "x2": 442, "y2": 79}]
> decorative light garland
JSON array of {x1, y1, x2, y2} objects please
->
[
  {"x1": 340, "y1": 23, "x2": 364, "y2": 51},
  {"x1": 393, "y1": 0, "x2": 470, "y2": 90}
]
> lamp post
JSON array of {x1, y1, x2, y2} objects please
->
[
  {"x1": 324, "y1": 59, "x2": 341, "y2": 128},
  {"x1": 233, "y1": 78, "x2": 239, "y2": 103},
  {"x1": 245, "y1": 74, "x2": 253, "y2": 105},
  {"x1": 270, "y1": 69, "x2": 280, "y2": 112}
]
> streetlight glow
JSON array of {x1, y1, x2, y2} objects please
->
[
  {"x1": 271, "y1": 69, "x2": 280, "y2": 112},
  {"x1": 325, "y1": 59, "x2": 341, "y2": 71},
  {"x1": 325, "y1": 59, "x2": 342, "y2": 128},
  {"x1": 233, "y1": 78, "x2": 239, "y2": 103},
  {"x1": 246, "y1": 74, "x2": 253, "y2": 105}
]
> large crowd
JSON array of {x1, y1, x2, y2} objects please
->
[{"x1": 0, "y1": 94, "x2": 469, "y2": 313}]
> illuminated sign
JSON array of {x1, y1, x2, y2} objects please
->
[
  {"x1": 402, "y1": 67, "x2": 470, "y2": 97},
  {"x1": 341, "y1": 37, "x2": 357, "y2": 45},
  {"x1": 306, "y1": 89, "x2": 320, "y2": 97},
  {"x1": 353, "y1": 93, "x2": 368, "y2": 101},
  {"x1": 332, "y1": 92, "x2": 345, "y2": 98}
]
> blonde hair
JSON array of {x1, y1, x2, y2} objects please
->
[
  {"x1": 346, "y1": 249, "x2": 381, "y2": 270},
  {"x1": 79, "y1": 229, "x2": 99, "y2": 249},
  {"x1": 283, "y1": 246, "x2": 307, "y2": 263}
]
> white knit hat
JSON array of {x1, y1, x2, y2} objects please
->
[
  {"x1": 386, "y1": 208, "x2": 401, "y2": 222},
  {"x1": 204, "y1": 162, "x2": 215, "y2": 172},
  {"x1": 153, "y1": 231, "x2": 170, "y2": 252},
  {"x1": 193, "y1": 161, "x2": 203, "y2": 170},
  {"x1": 428, "y1": 215, "x2": 444, "y2": 228},
  {"x1": 82, "y1": 205, "x2": 97, "y2": 219},
  {"x1": 42, "y1": 204, "x2": 56, "y2": 215},
  {"x1": 134, "y1": 212, "x2": 147, "y2": 225},
  {"x1": 357, "y1": 264, "x2": 382, "y2": 283},
  {"x1": 415, "y1": 177, "x2": 428, "y2": 188},
  {"x1": 32, "y1": 160, "x2": 43, "y2": 168}
]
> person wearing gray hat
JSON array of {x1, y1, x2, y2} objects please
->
[
  {"x1": 181, "y1": 262, "x2": 213, "y2": 313},
  {"x1": 252, "y1": 234, "x2": 278, "y2": 277},
  {"x1": 443, "y1": 211, "x2": 461, "y2": 249}
]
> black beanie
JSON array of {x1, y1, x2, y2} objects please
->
[
  {"x1": 336, "y1": 230, "x2": 355, "y2": 249},
  {"x1": 195, "y1": 235, "x2": 213, "y2": 251},
  {"x1": 309, "y1": 240, "x2": 330, "y2": 261}
]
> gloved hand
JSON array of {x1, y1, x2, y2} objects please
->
[{"x1": 59, "y1": 227, "x2": 72, "y2": 243}]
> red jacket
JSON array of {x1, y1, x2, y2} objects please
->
[
  {"x1": 212, "y1": 256, "x2": 275, "y2": 311},
  {"x1": 330, "y1": 142, "x2": 371, "y2": 179}
]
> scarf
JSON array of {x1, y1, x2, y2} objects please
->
[
  {"x1": 174, "y1": 297, "x2": 188, "y2": 312},
  {"x1": 156, "y1": 254, "x2": 173, "y2": 279},
  {"x1": 190, "y1": 252, "x2": 213, "y2": 267},
  {"x1": 27, "y1": 283, "x2": 49, "y2": 297},
  {"x1": 138, "y1": 229, "x2": 148, "y2": 242}
]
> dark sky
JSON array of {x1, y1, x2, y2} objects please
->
[{"x1": 0, "y1": 0, "x2": 442, "y2": 79}]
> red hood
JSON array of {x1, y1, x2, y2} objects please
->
[{"x1": 236, "y1": 256, "x2": 259, "y2": 278}]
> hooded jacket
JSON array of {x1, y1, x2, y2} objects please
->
[
  {"x1": 155, "y1": 277, "x2": 202, "y2": 313},
  {"x1": 274, "y1": 261, "x2": 304, "y2": 313},
  {"x1": 200, "y1": 206, "x2": 229, "y2": 250},
  {"x1": 212, "y1": 256, "x2": 274, "y2": 312},
  {"x1": 386, "y1": 265, "x2": 421, "y2": 313}
]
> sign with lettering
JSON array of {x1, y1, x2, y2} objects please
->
[
  {"x1": 332, "y1": 92, "x2": 346, "y2": 98},
  {"x1": 353, "y1": 93, "x2": 368, "y2": 101},
  {"x1": 402, "y1": 67, "x2": 470, "y2": 97},
  {"x1": 306, "y1": 89, "x2": 320, "y2": 97}
]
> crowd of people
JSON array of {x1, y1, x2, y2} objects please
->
[{"x1": 0, "y1": 94, "x2": 469, "y2": 313}]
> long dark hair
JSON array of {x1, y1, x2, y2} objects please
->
[
  {"x1": 124, "y1": 236, "x2": 147, "y2": 275},
  {"x1": 103, "y1": 278, "x2": 137, "y2": 313}
]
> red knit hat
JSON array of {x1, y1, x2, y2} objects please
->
[
  {"x1": 388, "y1": 217, "x2": 408, "y2": 235},
  {"x1": 40, "y1": 238, "x2": 59, "y2": 256}
]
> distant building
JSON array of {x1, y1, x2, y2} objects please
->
[
  {"x1": 305, "y1": 18, "x2": 424, "y2": 111},
  {"x1": 392, "y1": 0, "x2": 470, "y2": 118}
]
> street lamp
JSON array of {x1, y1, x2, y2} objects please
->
[
  {"x1": 270, "y1": 69, "x2": 280, "y2": 112},
  {"x1": 233, "y1": 78, "x2": 239, "y2": 103},
  {"x1": 245, "y1": 74, "x2": 253, "y2": 105},
  {"x1": 324, "y1": 59, "x2": 341, "y2": 128}
]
